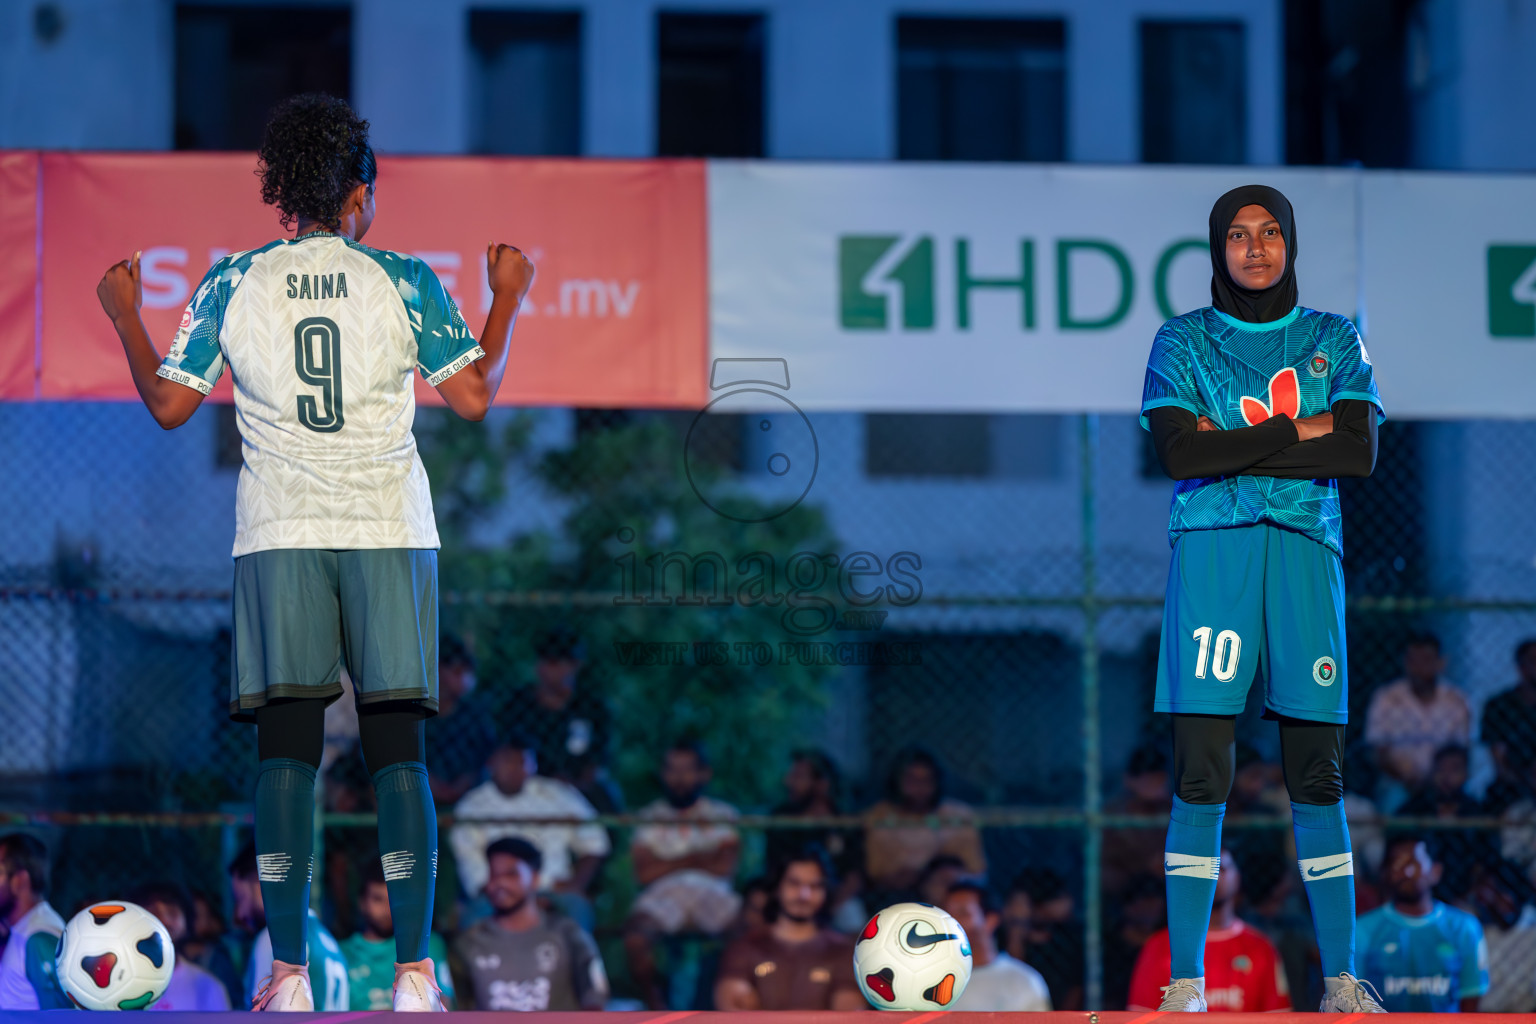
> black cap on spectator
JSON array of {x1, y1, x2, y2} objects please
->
[
  {"x1": 1126, "y1": 744, "x2": 1169, "y2": 777},
  {"x1": 440, "y1": 633, "x2": 475, "y2": 669},
  {"x1": 535, "y1": 626, "x2": 585, "y2": 661},
  {"x1": 487, "y1": 835, "x2": 543, "y2": 873},
  {"x1": 0, "y1": 833, "x2": 49, "y2": 897},
  {"x1": 946, "y1": 874, "x2": 1000, "y2": 915},
  {"x1": 495, "y1": 729, "x2": 537, "y2": 755},
  {"x1": 228, "y1": 841, "x2": 258, "y2": 880}
]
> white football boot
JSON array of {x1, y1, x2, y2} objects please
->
[{"x1": 1157, "y1": 976, "x2": 1208, "y2": 1011}]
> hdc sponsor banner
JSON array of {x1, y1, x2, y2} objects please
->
[
  {"x1": 1362, "y1": 173, "x2": 1536, "y2": 419},
  {"x1": 0, "y1": 152, "x2": 38, "y2": 399},
  {"x1": 708, "y1": 162, "x2": 1361, "y2": 413},
  {"x1": 34, "y1": 153, "x2": 707, "y2": 407}
]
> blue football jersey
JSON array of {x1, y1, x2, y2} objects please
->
[
  {"x1": 1140, "y1": 306, "x2": 1383, "y2": 556},
  {"x1": 1356, "y1": 903, "x2": 1489, "y2": 1013}
]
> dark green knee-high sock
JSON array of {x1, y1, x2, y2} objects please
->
[
  {"x1": 374, "y1": 761, "x2": 437, "y2": 963},
  {"x1": 254, "y1": 757, "x2": 316, "y2": 966}
]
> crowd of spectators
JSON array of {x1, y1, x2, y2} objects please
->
[{"x1": 2, "y1": 628, "x2": 1535, "y2": 1011}]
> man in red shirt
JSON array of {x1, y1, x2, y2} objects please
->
[{"x1": 1128, "y1": 849, "x2": 1291, "y2": 1012}]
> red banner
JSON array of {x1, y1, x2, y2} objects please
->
[
  {"x1": 0, "y1": 153, "x2": 38, "y2": 399},
  {"x1": 25, "y1": 152, "x2": 707, "y2": 407}
]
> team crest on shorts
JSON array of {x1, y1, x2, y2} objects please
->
[
  {"x1": 1307, "y1": 354, "x2": 1329, "y2": 378},
  {"x1": 1313, "y1": 656, "x2": 1338, "y2": 686}
]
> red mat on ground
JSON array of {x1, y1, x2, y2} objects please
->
[{"x1": 11, "y1": 1014, "x2": 1536, "y2": 1022}]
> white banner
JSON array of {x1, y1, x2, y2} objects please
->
[
  {"x1": 709, "y1": 162, "x2": 1361, "y2": 413},
  {"x1": 1362, "y1": 172, "x2": 1536, "y2": 419}
]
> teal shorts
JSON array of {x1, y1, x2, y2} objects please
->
[
  {"x1": 1155, "y1": 522, "x2": 1347, "y2": 724},
  {"x1": 230, "y1": 548, "x2": 439, "y2": 722}
]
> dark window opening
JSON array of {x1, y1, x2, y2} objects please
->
[
  {"x1": 175, "y1": 5, "x2": 351, "y2": 151},
  {"x1": 1140, "y1": 20, "x2": 1246, "y2": 164},
  {"x1": 898, "y1": 17, "x2": 1067, "y2": 162},
  {"x1": 469, "y1": 10, "x2": 582, "y2": 156},
  {"x1": 656, "y1": 12, "x2": 765, "y2": 157}
]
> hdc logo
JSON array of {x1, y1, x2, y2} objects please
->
[
  {"x1": 838, "y1": 234, "x2": 1204, "y2": 332},
  {"x1": 1487, "y1": 245, "x2": 1536, "y2": 338}
]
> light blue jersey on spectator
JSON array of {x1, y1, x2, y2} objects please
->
[{"x1": 1356, "y1": 902, "x2": 1488, "y2": 1012}]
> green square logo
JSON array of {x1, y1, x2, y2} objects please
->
[{"x1": 1487, "y1": 245, "x2": 1536, "y2": 338}]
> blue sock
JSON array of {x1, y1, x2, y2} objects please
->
[
  {"x1": 373, "y1": 762, "x2": 438, "y2": 964},
  {"x1": 1165, "y1": 795, "x2": 1225, "y2": 979},
  {"x1": 1292, "y1": 800, "x2": 1355, "y2": 977},
  {"x1": 254, "y1": 758, "x2": 316, "y2": 966}
]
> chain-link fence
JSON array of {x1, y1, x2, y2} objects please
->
[{"x1": 2, "y1": 401, "x2": 1535, "y2": 1010}]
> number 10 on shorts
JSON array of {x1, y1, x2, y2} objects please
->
[{"x1": 1192, "y1": 627, "x2": 1242, "y2": 682}]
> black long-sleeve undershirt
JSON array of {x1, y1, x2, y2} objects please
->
[{"x1": 1147, "y1": 400, "x2": 1377, "y2": 481}]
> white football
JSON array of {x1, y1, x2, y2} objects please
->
[
  {"x1": 56, "y1": 901, "x2": 176, "y2": 1010},
  {"x1": 853, "y1": 902, "x2": 972, "y2": 1010}
]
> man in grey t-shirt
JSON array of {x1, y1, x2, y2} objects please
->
[{"x1": 451, "y1": 837, "x2": 608, "y2": 1011}]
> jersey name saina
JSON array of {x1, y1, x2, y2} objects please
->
[{"x1": 158, "y1": 233, "x2": 483, "y2": 556}]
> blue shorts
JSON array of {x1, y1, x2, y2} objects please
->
[
  {"x1": 230, "y1": 548, "x2": 439, "y2": 722},
  {"x1": 1156, "y1": 523, "x2": 1347, "y2": 723}
]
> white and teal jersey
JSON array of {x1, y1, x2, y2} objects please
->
[
  {"x1": 1140, "y1": 306, "x2": 1382, "y2": 557},
  {"x1": 340, "y1": 931, "x2": 454, "y2": 1010},
  {"x1": 0, "y1": 900, "x2": 66, "y2": 1010},
  {"x1": 246, "y1": 910, "x2": 351, "y2": 1011},
  {"x1": 1357, "y1": 902, "x2": 1489, "y2": 1012},
  {"x1": 158, "y1": 233, "x2": 483, "y2": 556}
]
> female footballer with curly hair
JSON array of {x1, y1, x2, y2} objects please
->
[{"x1": 96, "y1": 93, "x2": 534, "y2": 1011}]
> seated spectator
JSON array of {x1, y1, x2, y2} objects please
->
[
  {"x1": 713, "y1": 845, "x2": 864, "y2": 1011},
  {"x1": 0, "y1": 833, "x2": 67, "y2": 1010},
  {"x1": 130, "y1": 881, "x2": 232, "y2": 1011},
  {"x1": 1497, "y1": 758, "x2": 1536, "y2": 877},
  {"x1": 863, "y1": 747, "x2": 984, "y2": 903},
  {"x1": 1228, "y1": 743, "x2": 1289, "y2": 819},
  {"x1": 732, "y1": 877, "x2": 773, "y2": 938},
  {"x1": 1100, "y1": 745, "x2": 1175, "y2": 900},
  {"x1": 1103, "y1": 874, "x2": 1166, "y2": 1010},
  {"x1": 229, "y1": 842, "x2": 350, "y2": 1011},
  {"x1": 1364, "y1": 633, "x2": 1472, "y2": 811},
  {"x1": 340, "y1": 859, "x2": 456, "y2": 1010},
  {"x1": 942, "y1": 877, "x2": 1052, "y2": 1011},
  {"x1": 623, "y1": 740, "x2": 742, "y2": 1010},
  {"x1": 1236, "y1": 843, "x2": 1318, "y2": 1009},
  {"x1": 915, "y1": 854, "x2": 970, "y2": 909},
  {"x1": 1357, "y1": 833, "x2": 1488, "y2": 1012},
  {"x1": 1010, "y1": 868, "x2": 1085, "y2": 1011},
  {"x1": 180, "y1": 889, "x2": 245, "y2": 1009},
  {"x1": 449, "y1": 731, "x2": 610, "y2": 929},
  {"x1": 450, "y1": 837, "x2": 607, "y2": 1011},
  {"x1": 1396, "y1": 744, "x2": 1493, "y2": 901},
  {"x1": 1481, "y1": 638, "x2": 1536, "y2": 814},
  {"x1": 500, "y1": 627, "x2": 621, "y2": 814},
  {"x1": 1472, "y1": 859, "x2": 1536, "y2": 1012},
  {"x1": 425, "y1": 635, "x2": 498, "y2": 807},
  {"x1": 1126, "y1": 849, "x2": 1291, "y2": 1012},
  {"x1": 763, "y1": 748, "x2": 865, "y2": 931}
]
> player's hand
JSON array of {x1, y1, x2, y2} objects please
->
[
  {"x1": 1196, "y1": 416, "x2": 1218, "y2": 431},
  {"x1": 487, "y1": 242, "x2": 535, "y2": 303},
  {"x1": 97, "y1": 251, "x2": 143, "y2": 326},
  {"x1": 1294, "y1": 411, "x2": 1334, "y2": 441}
]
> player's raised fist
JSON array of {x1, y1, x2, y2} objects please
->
[
  {"x1": 487, "y1": 242, "x2": 535, "y2": 303},
  {"x1": 97, "y1": 251, "x2": 143, "y2": 324}
]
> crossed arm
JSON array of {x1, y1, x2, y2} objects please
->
[{"x1": 1147, "y1": 400, "x2": 1378, "y2": 481}]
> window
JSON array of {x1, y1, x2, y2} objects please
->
[
  {"x1": 469, "y1": 10, "x2": 582, "y2": 155},
  {"x1": 656, "y1": 13, "x2": 765, "y2": 157},
  {"x1": 174, "y1": 5, "x2": 351, "y2": 151},
  {"x1": 897, "y1": 17, "x2": 1066, "y2": 162},
  {"x1": 1283, "y1": 0, "x2": 1413, "y2": 167},
  {"x1": 1140, "y1": 21, "x2": 1246, "y2": 164}
]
